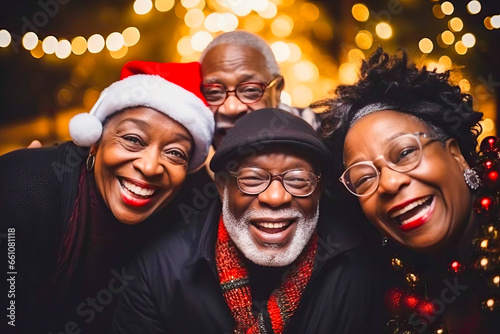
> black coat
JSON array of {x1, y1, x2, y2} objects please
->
[{"x1": 112, "y1": 196, "x2": 386, "y2": 334}]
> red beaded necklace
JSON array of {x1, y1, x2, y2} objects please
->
[
  {"x1": 384, "y1": 136, "x2": 500, "y2": 334},
  {"x1": 215, "y1": 215, "x2": 318, "y2": 334}
]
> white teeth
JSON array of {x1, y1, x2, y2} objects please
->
[
  {"x1": 401, "y1": 206, "x2": 429, "y2": 225},
  {"x1": 122, "y1": 180, "x2": 155, "y2": 197},
  {"x1": 390, "y1": 196, "x2": 431, "y2": 219},
  {"x1": 258, "y1": 222, "x2": 289, "y2": 229}
]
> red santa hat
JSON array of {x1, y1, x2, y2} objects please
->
[{"x1": 69, "y1": 61, "x2": 214, "y2": 173}]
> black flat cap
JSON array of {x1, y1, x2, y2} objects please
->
[{"x1": 210, "y1": 108, "x2": 333, "y2": 175}]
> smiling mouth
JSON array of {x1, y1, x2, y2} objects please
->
[
  {"x1": 389, "y1": 195, "x2": 434, "y2": 230},
  {"x1": 120, "y1": 179, "x2": 157, "y2": 198},
  {"x1": 252, "y1": 221, "x2": 293, "y2": 234}
]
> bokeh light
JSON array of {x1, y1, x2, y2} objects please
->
[
  {"x1": 0, "y1": 29, "x2": 11, "y2": 47},
  {"x1": 459, "y1": 78, "x2": 471, "y2": 92},
  {"x1": 271, "y1": 41, "x2": 290, "y2": 62},
  {"x1": 439, "y1": 55, "x2": 452, "y2": 68},
  {"x1": 106, "y1": 32, "x2": 125, "y2": 52},
  {"x1": 42, "y1": 36, "x2": 58, "y2": 54},
  {"x1": 258, "y1": 2, "x2": 278, "y2": 19},
  {"x1": 292, "y1": 85, "x2": 313, "y2": 107},
  {"x1": 441, "y1": 1, "x2": 454, "y2": 15},
  {"x1": 455, "y1": 41, "x2": 467, "y2": 55},
  {"x1": 243, "y1": 14, "x2": 265, "y2": 33},
  {"x1": 190, "y1": 31, "x2": 212, "y2": 52},
  {"x1": 482, "y1": 118, "x2": 495, "y2": 132},
  {"x1": 155, "y1": 0, "x2": 175, "y2": 12},
  {"x1": 55, "y1": 40, "x2": 72, "y2": 59},
  {"x1": 449, "y1": 17, "x2": 463, "y2": 32},
  {"x1": 441, "y1": 30, "x2": 455, "y2": 45},
  {"x1": 134, "y1": 0, "x2": 153, "y2": 15},
  {"x1": 338, "y1": 63, "x2": 358, "y2": 84},
  {"x1": 87, "y1": 34, "x2": 105, "y2": 53},
  {"x1": 184, "y1": 8, "x2": 205, "y2": 28},
  {"x1": 375, "y1": 22, "x2": 392, "y2": 39},
  {"x1": 432, "y1": 4, "x2": 445, "y2": 19},
  {"x1": 419, "y1": 38, "x2": 433, "y2": 53},
  {"x1": 181, "y1": 0, "x2": 200, "y2": 9},
  {"x1": 232, "y1": 1, "x2": 253, "y2": 17},
  {"x1": 287, "y1": 43, "x2": 302, "y2": 62},
  {"x1": 491, "y1": 15, "x2": 500, "y2": 29},
  {"x1": 352, "y1": 3, "x2": 369, "y2": 22},
  {"x1": 30, "y1": 41, "x2": 44, "y2": 58},
  {"x1": 462, "y1": 33, "x2": 476, "y2": 48},
  {"x1": 467, "y1": 1, "x2": 481, "y2": 15},
  {"x1": 22, "y1": 32, "x2": 38, "y2": 50},
  {"x1": 271, "y1": 15, "x2": 294, "y2": 38},
  {"x1": 122, "y1": 27, "x2": 140, "y2": 47},
  {"x1": 252, "y1": 0, "x2": 269, "y2": 12},
  {"x1": 292, "y1": 60, "x2": 319, "y2": 82},
  {"x1": 484, "y1": 17, "x2": 494, "y2": 30},
  {"x1": 71, "y1": 36, "x2": 87, "y2": 55},
  {"x1": 355, "y1": 30, "x2": 373, "y2": 50},
  {"x1": 110, "y1": 45, "x2": 129, "y2": 59},
  {"x1": 348, "y1": 48, "x2": 365, "y2": 63},
  {"x1": 300, "y1": 3, "x2": 320, "y2": 21},
  {"x1": 177, "y1": 36, "x2": 193, "y2": 56}
]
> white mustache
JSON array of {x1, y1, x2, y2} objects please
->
[{"x1": 244, "y1": 208, "x2": 302, "y2": 221}]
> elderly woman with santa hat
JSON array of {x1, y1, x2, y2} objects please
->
[{"x1": 0, "y1": 61, "x2": 214, "y2": 333}]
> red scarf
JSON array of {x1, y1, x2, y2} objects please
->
[{"x1": 215, "y1": 215, "x2": 318, "y2": 334}]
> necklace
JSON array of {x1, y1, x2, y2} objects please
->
[{"x1": 384, "y1": 136, "x2": 500, "y2": 334}]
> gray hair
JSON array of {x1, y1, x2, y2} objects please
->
[{"x1": 200, "y1": 31, "x2": 281, "y2": 77}]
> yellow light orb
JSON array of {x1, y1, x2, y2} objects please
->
[
  {"x1": 55, "y1": 39, "x2": 72, "y2": 59},
  {"x1": 287, "y1": 43, "x2": 302, "y2": 62},
  {"x1": 220, "y1": 13, "x2": 239, "y2": 32},
  {"x1": 134, "y1": 0, "x2": 153, "y2": 15},
  {"x1": 191, "y1": 31, "x2": 212, "y2": 52},
  {"x1": 427, "y1": 62, "x2": 446, "y2": 73},
  {"x1": 280, "y1": 0, "x2": 295, "y2": 7},
  {"x1": 22, "y1": 32, "x2": 38, "y2": 50},
  {"x1": 441, "y1": 1, "x2": 454, "y2": 15},
  {"x1": 57, "y1": 88, "x2": 72, "y2": 106},
  {"x1": 439, "y1": 55, "x2": 452, "y2": 68},
  {"x1": 271, "y1": 15, "x2": 294, "y2": 38},
  {"x1": 348, "y1": 48, "x2": 365, "y2": 63},
  {"x1": 432, "y1": 4, "x2": 445, "y2": 19},
  {"x1": 204, "y1": 13, "x2": 221, "y2": 32},
  {"x1": 292, "y1": 60, "x2": 319, "y2": 82},
  {"x1": 441, "y1": 30, "x2": 455, "y2": 45},
  {"x1": 155, "y1": 0, "x2": 174, "y2": 12},
  {"x1": 258, "y1": 2, "x2": 277, "y2": 19},
  {"x1": 280, "y1": 90, "x2": 292, "y2": 106},
  {"x1": 493, "y1": 276, "x2": 500, "y2": 285},
  {"x1": 480, "y1": 257, "x2": 489, "y2": 267},
  {"x1": 177, "y1": 36, "x2": 193, "y2": 56},
  {"x1": 467, "y1": 1, "x2": 481, "y2": 15},
  {"x1": 375, "y1": 22, "x2": 392, "y2": 39},
  {"x1": 455, "y1": 41, "x2": 467, "y2": 55},
  {"x1": 314, "y1": 21, "x2": 333, "y2": 41},
  {"x1": 184, "y1": 8, "x2": 205, "y2": 28},
  {"x1": 71, "y1": 36, "x2": 87, "y2": 55},
  {"x1": 122, "y1": 27, "x2": 140, "y2": 47},
  {"x1": 110, "y1": 45, "x2": 129, "y2": 59},
  {"x1": 462, "y1": 33, "x2": 476, "y2": 48},
  {"x1": 339, "y1": 63, "x2": 358, "y2": 84},
  {"x1": 0, "y1": 29, "x2": 11, "y2": 47},
  {"x1": 87, "y1": 34, "x2": 105, "y2": 53},
  {"x1": 292, "y1": 85, "x2": 313, "y2": 108},
  {"x1": 486, "y1": 299, "x2": 495, "y2": 307},
  {"x1": 449, "y1": 17, "x2": 463, "y2": 32},
  {"x1": 252, "y1": 0, "x2": 269, "y2": 12},
  {"x1": 30, "y1": 41, "x2": 44, "y2": 58},
  {"x1": 243, "y1": 14, "x2": 265, "y2": 33},
  {"x1": 484, "y1": 17, "x2": 494, "y2": 30},
  {"x1": 352, "y1": 3, "x2": 369, "y2": 22},
  {"x1": 300, "y1": 3, "x2": 320, "y2": 21},
  {"x1": 355, "y1": 30, "x2": 373, "y2": 50},
  {"x1": 181, "y1": 0, "x2": 200, "y2": 9},
  {"x1": 42, "y1": 36, "x2": 58, "y2": 54},
  {"x1": 482, "y1": 118, "x2": 494, "y2": 132},
  {"x1": 419, "y1": 38, "x2": 433, "y2": 53},
  {"x1": 491, "y1": 15, "x2": 500, "y2": 29},
  {"x1": 106, "y1": 32, "x2": 125, "y2": 52},
  {"x1": 232, "y1": 1, "x2": 253, "y2": 17},
  {"x1": 271, "y1": 41, "x2": 290, "y2": 62}
]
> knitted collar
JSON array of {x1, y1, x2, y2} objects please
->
[{"x1": 215, "y1": 215, "x2": 318, "y2": 334}]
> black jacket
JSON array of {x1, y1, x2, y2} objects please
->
[{"x1": 112, "y1": 196, "x2": 386, "y2": 334}]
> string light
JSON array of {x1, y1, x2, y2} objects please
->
[
  {"x1": 352, "y1": 3, "x2": 369, "y2": 22},
  {"x1": 271, "y1": 15, "x2": 294, "y2": 38},
  {"x1": 71, "y1": 36, "x2": 87, "y2": 55},
  {"x1": 55, "y1": 39, "x2": 72, "y2": 59},
  {"x1": 449, "y1": 17, "x2": 464, "y2": 32},
  {"x1": 355, "y1": 30, "x2": 373, "y2": 50},
  {"x1": 441, "y1": 1, "x2": 454, "y2": 16},
  {"x1": 134, "y1": 0, "x2": 153, "y2": 15},
  {"x1": 455, "y1": 40, "x2": 468, "y2": 55},
  {"x1": 155, "y1": 0, "x2": 175, "y2": 12},
  {"x1": 87, "y1": 34, "x2": 105, "y2": 53},
  {"x1": 106, "y1": 32, "x2": 125, "y2": 52},
  {"x1": 467, "y1": 1, "x2": 481, "y2": 15},
  {"x1": 441, "y1": 30, "x2": 455, "y2": 45},
  {"x1": 42, "y1": 36, "x2": 58, "y2": 54},
  {"x1": 271, "y1": 41, "x2": 291, "y2": 62},
  {"x1": 375, "y1": 22, "x2": 392, "y2": 39},
  {"x1": 491, "y1": 15, "x2": 500, "y2": 29},
  {"x1": 419, "y1": 38, "x2": 433, "y2": 53},
  {"x1": 257, "y1": 2, "x2": 278, "y2": 19},
  {"x1": 22, "y1": 32, "x2": 39, "y2": 51},
  {"x1": 0, "y1": 29, "x2": 11, "y2": 47},
  {"x1": 462, "y1": 33, "x2": 476, "y2": 48},
  {"x1": 122, "y1": 27, "x2": 140, "y2": 47}
]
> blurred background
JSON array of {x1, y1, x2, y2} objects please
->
[{"x1": 0, "y1": 0, "x2": 499, "y2": 154}]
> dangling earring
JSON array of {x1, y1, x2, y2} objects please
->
[
  {"x1": 382, "y1": 236, "x2": 388, "y2": 247},
  {"x1": 464, "y1": 168, "x2": 480, "y2": 190},
  {"x1": 86, "y1": 154, "x2": 95, "y2": 171}
]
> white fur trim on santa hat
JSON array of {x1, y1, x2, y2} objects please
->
[{"x1": 69, "y1": 74, "x2": 214, "y2": 173}]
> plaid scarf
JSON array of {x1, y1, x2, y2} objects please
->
[{"x1": 215, "y1": 215, "x2": 318, "y2": 334}]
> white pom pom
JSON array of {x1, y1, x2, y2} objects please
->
[{"x1": 69, "y1": 113, "x2": 103, "y2": 147}]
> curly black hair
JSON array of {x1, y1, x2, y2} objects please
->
[{"x1": 314, "y1": 47, "x2": 483, "y2": 177}]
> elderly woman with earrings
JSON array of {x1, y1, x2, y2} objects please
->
[
  {"x1": 316, "y1": 48, "x2": 500, "y2": 333},
  {"x1": 0, "y1": 61, "x2": 214, "y2": 333}
]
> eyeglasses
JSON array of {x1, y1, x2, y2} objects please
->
[
  {"x1": 229, "y1": 167, "x2": 321, "y2": 197},
  {"x1": 339, "y1": 132, "x2": 444, "y2": 197},
  {"x1": 201, "y1": 75, "x2": 283, "y2": 107}
]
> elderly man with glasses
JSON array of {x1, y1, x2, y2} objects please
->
[{"x1": 112, "y1": 108, "x2": 384, "y2": 334}]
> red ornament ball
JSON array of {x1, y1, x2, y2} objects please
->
[
  {"x1": 473, "y1": 195, "x2": 498, "y2": 219},
  {"x1": 480, "y1": 136, "x2": 500, "y2": 153},
  {"x1": 449, "y1": 260, "x2": 465, "y2": 274}
]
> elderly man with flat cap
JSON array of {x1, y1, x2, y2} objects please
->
[{"x1": 112, "y1": 108, "x2": 384, "y2": 334}]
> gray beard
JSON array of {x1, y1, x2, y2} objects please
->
[{"x1": 221, "y1": 187, "x2": 319, "y2": 267}]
